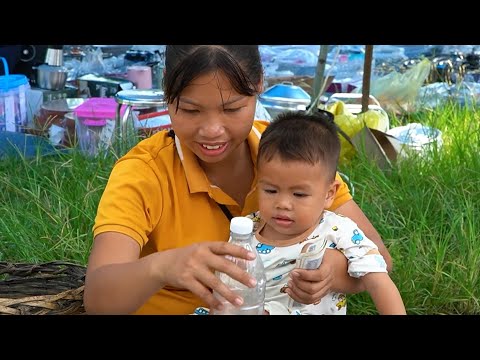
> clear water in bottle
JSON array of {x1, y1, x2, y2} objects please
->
[{"x1": 211, "y1": 217, "x2": 266, "y2": 315}]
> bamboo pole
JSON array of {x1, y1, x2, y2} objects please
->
[
  {"x1": 362, "y1": 45, "x2": 374, "y2": 113},
  {"x1": 313, "y1": 45, "x2": 330, "y2": 101},
  {"x1": 308, "y1": 45, "x2": 330, "y2": 114}
]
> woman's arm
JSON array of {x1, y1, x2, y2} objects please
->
[
  {"x1": 84, "y1": 232, "x2": 162, "y2": 314},
  {"x1": 335, "y1": 199, "x2": 392, "y2": 272},
  {"x1": 84, "y1": 232, "x2": 260, "y2": 314}
]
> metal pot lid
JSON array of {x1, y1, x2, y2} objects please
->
[
  {"x1": 115, "y1": 89, "x2": 165, "y2": 107},
  {"x1": 37, "y1": 64, "x2": 68, "y2": 73},
  {"x1": 41, "y1": 98, "x2": 85, "y2": 112},
  {"x1": 259, "y1": 81, "x2": 311, "y2": 105}
]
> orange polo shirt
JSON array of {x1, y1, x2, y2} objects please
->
[{"x1": 93, "y1": 120, "x2": 352, "y2": 314}]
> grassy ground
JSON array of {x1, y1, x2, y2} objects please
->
[
  {"x1": 343, "y1": 102, "x2": 480, "y2": 314},
  {"x1": 0, "y1": 150, "x2": 113, "y2": 265},
  {"x1": 0, "y1": 101, "x2": 479, "y2": 314}
]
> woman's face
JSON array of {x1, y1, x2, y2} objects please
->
[{"x1": 168, "y1": 71, "x2": 257, "y2": 164}]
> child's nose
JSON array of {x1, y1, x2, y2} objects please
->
[{"x1": 276, "y1": 196, "x2": 292, "y2": 210}]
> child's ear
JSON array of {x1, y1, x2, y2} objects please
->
[{"x1": 324, "y1": 179, "x2": 341, "y2": 209}]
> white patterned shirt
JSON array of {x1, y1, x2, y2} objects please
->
[{"x1": 248, "y1": 210, "x2": 388, "y2": 315}]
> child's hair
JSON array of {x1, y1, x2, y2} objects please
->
[
  {"x1": 163, "y1": 45, "x2": 262, "y2": 110},
  {"x1": 258, "y1": 110, "x2": 340, "y2": 180}
]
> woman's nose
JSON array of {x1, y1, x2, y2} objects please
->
[{"x1": 198, "y1": 115, "x2": 225, "y2": 138}]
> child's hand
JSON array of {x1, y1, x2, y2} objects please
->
[{"x1": 285, "y1": 262, "x2": 333, "y2": 305}]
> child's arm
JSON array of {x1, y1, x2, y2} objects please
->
[
  {"x1": 330, "y1": 215, "x2": 405, "y2": 314},
  {"x1": 361, "y1": 272, "x2": 406, "y2": 315},
  {"x1": 324, "y1": 248, "x2": 365, "y2": 294}
]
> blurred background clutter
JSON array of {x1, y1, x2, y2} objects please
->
[{"x1": 1, "y1": 44, "x2": 480, "y2": 157}]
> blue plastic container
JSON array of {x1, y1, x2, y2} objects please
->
[{"x1": 0, "y1": 56, "x2": 30, "y2": 132}]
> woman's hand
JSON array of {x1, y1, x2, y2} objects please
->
[{"x1": 158, "y1": 241, "x2": 258, "y2": 312}]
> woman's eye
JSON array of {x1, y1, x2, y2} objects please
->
[
  {"x1": 180, "y1": 108, "x2": 199, "y2": 113},
  {"x1": 224, "y1": 108, "x2": 241, "y2": 113}
]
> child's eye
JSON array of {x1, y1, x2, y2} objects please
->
[
  {"x1": 294, "y1": 193, "x2": 307, "y2": 197},
  {"x1": 264, "y1": 189, "x2": 276, "y2": 194}
]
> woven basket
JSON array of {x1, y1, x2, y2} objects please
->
[{"x1": 0, "y1": 261, "x2": 86, "y2": 315}]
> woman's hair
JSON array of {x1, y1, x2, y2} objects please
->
[
  {"x1": 163, "y1": 45, "x2": 262, "y2": 109},
  {"x1": 258, "y1": 111, "x2": 340, "y2": 181}
]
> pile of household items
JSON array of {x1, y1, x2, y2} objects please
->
[{"x1": 1, "y1": 45, "x2": 478, "y2": 159}]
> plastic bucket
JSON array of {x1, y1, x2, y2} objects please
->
[{"x1": 387, "y1": 123, "x2": 443, "y2": 158}]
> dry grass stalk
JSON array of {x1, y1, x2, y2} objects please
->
[{"x1": 0, "y1": 261, "x2": 86, "y2": 315}]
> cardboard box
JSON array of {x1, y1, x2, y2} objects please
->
[{"x1": 352, "y1": 127, "x2": 402, "y2": 171}]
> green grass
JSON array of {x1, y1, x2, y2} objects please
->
[
  {"x1": 0, "y1": 101, "x2": 479, "y2": 314},
  {"x1": 341, "y1": 101, "x2": 480, "y2": 314},
  {"x1": 0, "y1": 148, "x2": 115, "y2": 265}
]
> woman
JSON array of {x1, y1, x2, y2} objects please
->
[{"x1": 84, "y1": 45, "x2": 392, "y2": 314}]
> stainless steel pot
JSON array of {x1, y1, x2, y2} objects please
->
[{"x1": 36, "y1": 64, "x2": 68, "y2": 90}]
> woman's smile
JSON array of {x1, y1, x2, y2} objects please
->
[{"x1": 197, "y1": 142, "x2": 228, "y2": 157}]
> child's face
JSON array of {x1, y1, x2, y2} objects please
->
[
  {"x1": 168, "y1": 70, "x2": 257, "y2": 165},
  {"x1": 258, "y1": 155, "x2": 339, "y2": 241}
]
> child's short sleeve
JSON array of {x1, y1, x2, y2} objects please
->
[{"x1": 332, "y1": 216, "x2": 388, "y2": 278}]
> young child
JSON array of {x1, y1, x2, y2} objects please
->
[{"x1": 252, "y1": 110, "x2": 406, "y2": 315}]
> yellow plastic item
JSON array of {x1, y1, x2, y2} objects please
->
[{"x1": 327, "y1": 100, "x2": 390, "y2": 164}]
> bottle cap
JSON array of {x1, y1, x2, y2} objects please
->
[{"x1": 230, "y1": 217, "x2": 253, "y2": 235}]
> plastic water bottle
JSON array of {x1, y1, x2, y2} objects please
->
[{"x1": 211, "y1": 216, "x2": 266, "y2": 315}]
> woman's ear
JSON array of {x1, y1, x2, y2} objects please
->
[
  {"x1": 324, "y1": 179, "x2": 341, "y2": 208},
  {"x1": 256, "y1": 77, "x2": 265, "y2": 94}
]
